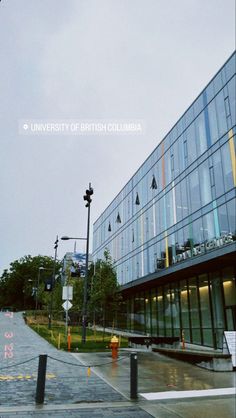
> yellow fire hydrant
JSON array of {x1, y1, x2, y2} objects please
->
[{"x1": 110, "y1": 335, "x2": 119, "y2": 359}]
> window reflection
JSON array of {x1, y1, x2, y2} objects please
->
[
  {"x1": 210, "y1": 272, "x2": 225, "y2": 349},
  {"x1": 189, "y1": 170, "x2": 201, "y2": 212},
  {"x1": 223, "y1": 267, "x2": 236, "y2": 306},
  {"x1": 203, "y1": 212, "x2": 215, "y2": 240},
  {"x1": 180, "y1": 280, "x2": 190, "y2": 329},
  {"x1": 212, "y1": 150, "x2": 225, "y2": 197},
  {"x1": 164, "y1": 285, "x2": 172, "y2": 336},
  {"x1": 227, "y1": 76, "x2": 236, "y2": 125},
  {"x1": 192, "y1": 217, "x2": 204, "y2": 246},
  {"x1": 218, "y1": 204, "x2": 229, "y2": 235},
  {"x1": 185, "y1": 124, "x2": 197, "y2": 165},
  {"x1": 208, "y1": 100, "x2": 218, "y2": 144},
  {"x1": 221, "y1": 143, "x2": 234, "y2": 191},
  {"x1": 215, "y1": 91, "x2": 227, "y2": 137},
  {"x1": 188, "y1": 277, "x2": 201, "y2": 345},
  {"x1": 227, "y1": 199, "x2": 236, "y2": 236},
  {"x1": 195, "y1": 112, "x2": 207, "y2": 155},
  {"x1": 199, "y1": 274, "x2": 213, "y2": 346},
  {"x1": 157, "y1": 288, "x2": 164, "y2": 335},
  {"x1": 199, "y1": 160, "x2": 212, "y2": 206},
  {"x1": 151, "y1": 290, "x2": 157, "y2": 334}
]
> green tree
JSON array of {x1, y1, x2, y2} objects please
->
[
  {"x1": 0, "y1": 255, "x2": 61, "y2": 311},
  {"x1": 88, "y1": 249, "x2": 122, "y2": 329}
]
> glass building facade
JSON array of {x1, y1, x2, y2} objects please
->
[{"x1": 93, "y1": 52, "x2": 236, "y2": 348}]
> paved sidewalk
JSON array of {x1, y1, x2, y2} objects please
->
[
  {"x1": 0, "y1": 312, "x2": 152, "y2": 417},
  {"x1": 0, "y1": 312, "x2": 235, "y2": 418}
]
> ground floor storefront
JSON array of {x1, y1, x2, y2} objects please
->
[{"x1": 119, "y1": 250, "x2": 236, "y2": 350}]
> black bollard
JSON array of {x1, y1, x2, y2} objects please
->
[
  {"x1": 130, "y1": 352, "x2": 138, "y2": 399},
  {"x1": 35, "y1": 354, "x2": 47, "y2": 404}
]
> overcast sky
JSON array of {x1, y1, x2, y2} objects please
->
[{"x1": 0, "y1": 0, "x2": 235, "y2": 274}]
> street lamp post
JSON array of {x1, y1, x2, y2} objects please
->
[
  {"x1": 48, "y1": 236, "x2": 59, "y2": 330},
  {"x1": 60, "y1": 182, "x2": 93, "y2": 344},
  {"x1": 82, "y1": 183, "x2": 93, "y2": 344},
  {"x1": 61, "y1": 236, "x2": 87, "y2": 241},
  {"x1": 35, "y1": 267, "x2": 44, "y2": 317},
  {"x1": 61, "y1": 235, "x2": 87, "y2": 336}
]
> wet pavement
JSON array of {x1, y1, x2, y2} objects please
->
[
  {"x1": 72, "y1": 350, "x2": 236, "y2": 397},
  {"x1": 0, "y1": 312, "x2": 235, "y2": 417}
]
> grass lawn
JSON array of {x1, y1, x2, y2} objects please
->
[{"x1": 27, "y1": 315, "x2": 128, "y2": 352}]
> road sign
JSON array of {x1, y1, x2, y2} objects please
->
[
  {"x1": 223, "y1": 331, "x2": 236, "y2": 367},
  {"x1": 62, "y1": 286, "x2": 73, "y2": 300},
  {"x1": 62, "y1": 300, "x2": 72, "y2": 311}
]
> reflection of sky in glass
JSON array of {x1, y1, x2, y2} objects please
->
[{"x1": 71, "y1": 253, "x2": 86, "y2": 277}]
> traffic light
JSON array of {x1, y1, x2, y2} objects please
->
[
  {"x1": 44, "y1": 279, "x2": 53, "y2": 291},
  {"x1": 54, "y1": 238, "x2": 59, "y2": 250},
  {"x1": 83, "y1": 184, "x2": 93, "y2": 207}
]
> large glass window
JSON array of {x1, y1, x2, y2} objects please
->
[
  {"x1": 223, "y1": 266, "x2": 236, "y2": 330},
  {"x1": 203, "y1": 211, "x2": 215, "y2": 240},
  {"x1": 171, "y1": 285, "x2": 181, "y2": 335},
  {"x1": 185, "y1": 123, "x2": 197, "y2": 165},
  {"x1": 164, "y1": 150, "x2": 171, "y2": 186},
  {"x1": 176, "y1": 227, "x2": 184, "y2": 254},
  {"x1": 133, "y1": 294, "x2": 145, "y2": 333},
  {"x1": 212, "y1": 150, "x2": 225, "y2": 197},
  {"x1": 145, "y1": 291, "x2": 151, "y2": 334},
  {"x1": 166, "y1": 190, "x2": 174, "y2": 228},
  {"x1": 141, "y1": 177, "x2": 148, "y2": 208},
  {"x1": 159, "y1": 197, "x2": 166, "y2": 232},
  {"x1": 157, "y1": 159, "x2": 163, "y2": 192},
  {"x1": 227, "y1": 76, "x2": 236, "y2": 125},
  {"x1": 151, "y1": 290, "x2": 157, "y2": 335},
  {"x1": 175, "y1": 182, "x2": 182, "y2": 222},
  {"x1": 149, "y1": 245, "x2": 155, "y2": 274},
  {"x1": 210, "y1": 272, "x2": 225, "y2": 349},
  {"x1": 192, "y1": 217, "x2": 204, "y2": 246},
  {"x1": 198, "y1": 274, "x2": 213, "y2": 346},
  {"x1": 223, "y1": 267, "x2": 236, "y2": 307},
  {"x1": 181, "y1": 178, "x2": 189, "y2": 219},
  {"x1": 189, "y1": 170, "x2": 201, "y2": 213},
  {"x1": 180, "y1": 280, "x2": 190, "y2": 340},
  {"x1": 157, "y1": 288, "x2": 164, "y2": 335},
  {"x1": 227, "y1": 199, "x2": 236, "y2": 236},
  {"x1": 156, "y1": 240, "x2": 162, "y2": 268},
  {"x1": 228, "y1": 76, "x2": 236, "y2": 125},
  {"x1": 172, "y1": 140, "x2": 180, "y2": 178},
  {"x1": 195, "y1": 112, "x2": 207, "y2": 155},
  {"x1": 168, "y1": 232, "x2": 176, "y2": 266},
  {"x1": 178, "y1": 135, "x2": 185, "y2": 172},
  {"x1": 164, "y1": 285, "x2": 173, "y2": 336},
  {"x1": 215, "y1": 91, "x2": 227, "y2": 138},
  {"x1": 221, "y1": 142, "x2": 234, "y2": 191},
  {"x1": 208, "y1": 100, "x2": 219, "y2": 144},
  {"x1": 188, "y1": 277, "x2": 201, "y2": 345},
  {"x1": 130, "y1": 298, "x2": 134, "y2": 332},
  {"x1": 218, "y1": 204, "x2": 229, "y2": 235},
  {"x1": 199, "y1": 160, "x2": 212, "y2": 206}
]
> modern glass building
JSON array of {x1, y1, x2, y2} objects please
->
[{"x1": 93, "y1": 52, "x2": 236, "y2": 349}]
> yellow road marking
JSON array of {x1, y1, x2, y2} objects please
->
[{"x1": 0, "y1": 373, "x2": 56, "y2": 381}]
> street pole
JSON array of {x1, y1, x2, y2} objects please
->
[
  {"x1": 82, "y1": 199, "x2": 90, "y2": 343},
  {"x1": 36, "y1": 270, "x2": 40, "y2": 312},
  {"x1": 48, "y1": 236, "x2": 58, "y2": 330},
  {"x1": 60, "y1": 235, "x2": 87, "y2": 338},
  {"x1": 82, "y1": 183, "x2": 93, "y2": 344},
  {"x1": 35, "y1": 269, "x2": 41, "y2": 318}
]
